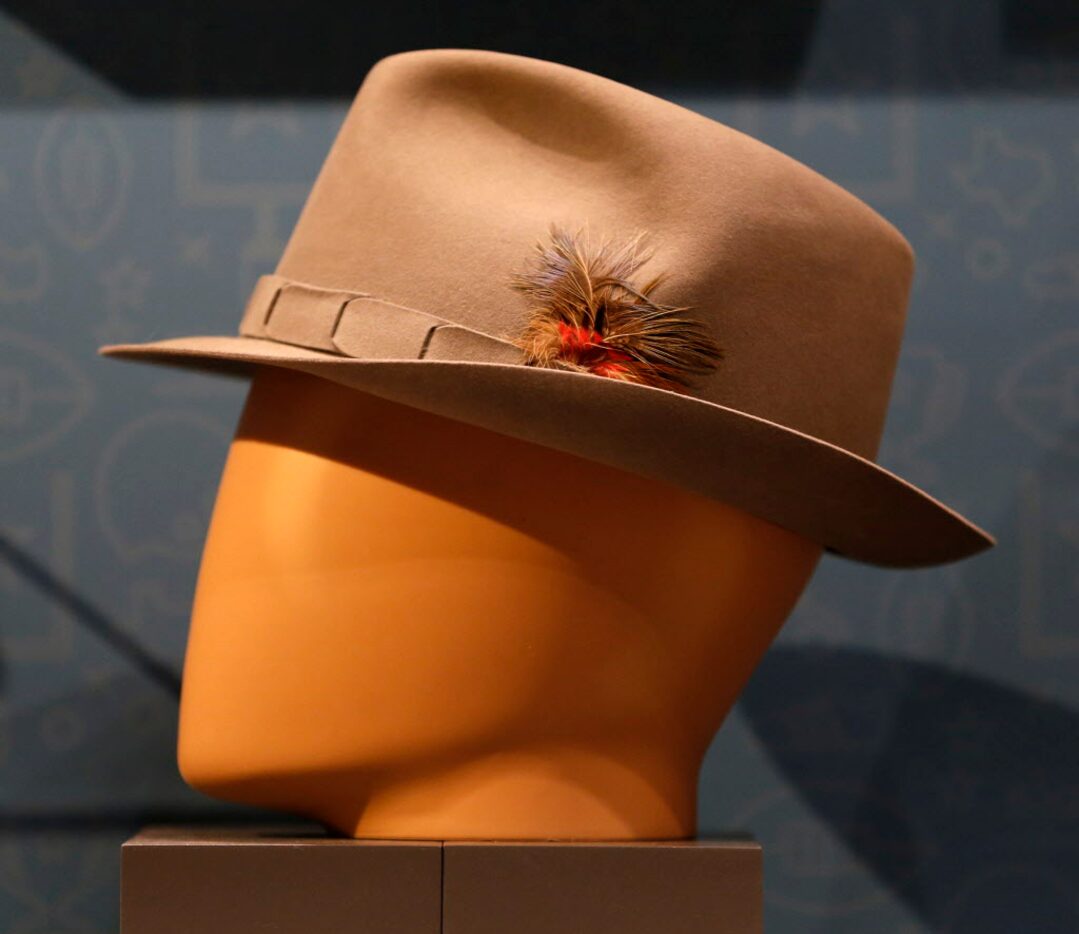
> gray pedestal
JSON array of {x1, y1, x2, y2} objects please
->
[{"x1": 121, "y1": 825, "x2": 762, "y2": 933}]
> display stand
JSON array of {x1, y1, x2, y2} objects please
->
[{"x1": 121, "y1": 825, "x2": 762, "y2": 933}]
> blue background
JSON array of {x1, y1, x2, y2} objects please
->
[{"x1": 1, "y1": 2, "x2": 1077, "y2": 930}]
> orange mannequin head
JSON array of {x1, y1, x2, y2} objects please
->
[{"x1": 177, "y1": 366, "x2": 822, "y2": 839}]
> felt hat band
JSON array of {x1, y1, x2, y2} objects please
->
[{"x1": 239, "y1": 274, "x2": 525, "y2": 365}]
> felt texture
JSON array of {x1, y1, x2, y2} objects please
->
[
  {"x1": 98, "y1": 48, "x2": 995, "y2": 567},
  {"x1": 240, "y1": 273, "x2": 525, "y2": 363}
]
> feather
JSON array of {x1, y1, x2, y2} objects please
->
[{"x1": 510, "y1": 226, "x2": 722, "y2": 391}]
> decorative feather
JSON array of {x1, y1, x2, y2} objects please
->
[{"x1": 510, "y1": 226, "x2": 723, "y2": 391}]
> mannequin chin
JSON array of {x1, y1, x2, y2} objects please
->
[{"x1": 177, "y1": 366, "x2": 823, "y2": 840}]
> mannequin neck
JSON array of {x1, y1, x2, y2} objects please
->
[{"x1": 294, "y1": 743, "x2": 699, "y2": 841}]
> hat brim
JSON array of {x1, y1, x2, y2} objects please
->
[{"x1": 98, "y1": 334, "x2": 995, "y2": 568}]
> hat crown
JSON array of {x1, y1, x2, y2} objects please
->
[{"x1": 276, "y1": 49, "x2": 914, "y2": 460}]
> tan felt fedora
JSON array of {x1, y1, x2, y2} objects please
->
[{"x1": 99, "y1": 48, "x2": 995, "y2": 567}]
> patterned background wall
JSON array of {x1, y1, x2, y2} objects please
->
[{"x1": 1, "y1": 2, "x2": 1077, "y2": 931}]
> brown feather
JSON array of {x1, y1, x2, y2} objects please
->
[{"x1": 510, "y1": 226, "x2": 723, "y2": 391}]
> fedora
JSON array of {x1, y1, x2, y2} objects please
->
[{"x1": 99, "y1": 48, "x2": 994, "y2": 567}]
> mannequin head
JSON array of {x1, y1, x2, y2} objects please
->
[{"x1": 178, "y1": 367, "x2": 822, "y2": 839}]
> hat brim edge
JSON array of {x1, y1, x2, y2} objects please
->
[{"x1": 98, "y1": 335, "x2": 996, "y2": 569}]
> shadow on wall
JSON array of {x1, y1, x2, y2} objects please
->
[
  {"x1": 742, "y1": 645, "x2": 1079, "y2": 933},
  {"x1": 0, "y1": 532, "x2": 280, "y2": 831},
  {"x1": 5, "y1": 0, "x2": 1079, "y2": 99},
  {"x1": 1, "y1": 0, "x2": 823, "y2": 96}
]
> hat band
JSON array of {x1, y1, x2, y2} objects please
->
[{"x1": 238, "y1": 274, "x2": 525, "y2": 365}]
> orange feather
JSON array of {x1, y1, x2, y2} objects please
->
[{"x1": 510, "y1": 226, "x2": 723, "y2": 391}]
